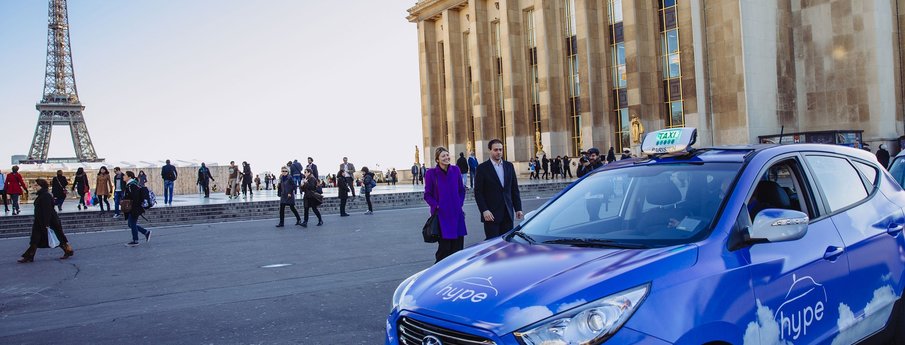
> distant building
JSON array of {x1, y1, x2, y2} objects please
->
[{"x1": 407, "y1": 0, "x2": 905, "y2": 164}]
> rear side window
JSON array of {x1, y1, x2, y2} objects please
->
[
  {"x1": 852, "y1": 161, "x2": 878, "y2": 187},
  {"x1": 806, "y1": 155, "x2": 868, "y2": 212},
  {"x1": 889, "y1": 157, "x2": 905, "y2": 188}
]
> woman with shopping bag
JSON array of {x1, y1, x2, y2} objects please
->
[
  {"x1": 18, "y1": 179, "x2": 74, "y2": 263},
  {"x1": 71, "y1": 167, "x2": 90, "y2": 210}
]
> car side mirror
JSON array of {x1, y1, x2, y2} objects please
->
[{"x1": 749, "y1": 209, "x2": 809, "y2": 243}]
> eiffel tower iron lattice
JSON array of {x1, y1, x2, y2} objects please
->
[{"x1": 23, "y1": 0, "x2": 102, "y2": 164}]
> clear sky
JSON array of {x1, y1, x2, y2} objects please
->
[{"x1": 0, "y1": 0, "x2": 423, "y2": 175}]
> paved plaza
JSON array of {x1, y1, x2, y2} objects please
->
[{"x1": 0, "y1": 196, "x2": 549, "y2": 344}]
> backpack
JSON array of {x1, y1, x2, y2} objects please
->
[
  {"x1": 141, "y1": 186, "x2": 157, "y2": 209},
  {"x1": 368, "y1": 175, "x2": 377, "y2": 189}
]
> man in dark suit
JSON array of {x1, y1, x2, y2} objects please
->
[{"x1": 474, "y1": 139, "x2": 523, "y2": 239}]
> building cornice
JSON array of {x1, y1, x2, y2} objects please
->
[{"x1": 406, "y1": 0, "x2": 468, "y2": 23}]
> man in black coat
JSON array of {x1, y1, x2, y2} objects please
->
[
  {"x1": 877, "y1": 144, "x2": 891, "y2": 169},
  {"x1": 577, "y1": 147, "x2": 604, "y2": 178},
  {"x1": 197, "y1": 163, "x2": 215, "y2": 198},
  {"x1": 474, "y1": 139, "x2": 523, "y2": 239},
  {"x1": 456, "y1": 152, "x2": 470, "y2": 188},
  {"x1": 307, "y1": 157, "x2": 319, "y2": 180}
]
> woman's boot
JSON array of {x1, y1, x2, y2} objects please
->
[
  {"x1": 18, "y1": 245, "x2": 37, "y2": 263},
  {"x1": 59, "y1": 243, "x2": 74, "y2": 260}
]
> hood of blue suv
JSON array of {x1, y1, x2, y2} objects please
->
[{"x1": 399, "y1": 239, "x2": 699, "y2": 335}]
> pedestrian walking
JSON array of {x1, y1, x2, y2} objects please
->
[
  {"x1": 420, "y1": 164, "x2": 426, "y2": 184},
  {"x1": 0, "y1": 168, "x2": 8, "y2": 213},
  {"x1": 124, "y1": 171, "x2": 152, "y2": 246},
  {"x1": 474, "y1": 139, "x2": 523, "y2": 240},
  {"x1": 51, "y1": 170, "x2": 68, "y2": 211},
  {"x1": 4, "y1": 166, "x2": 27, "y2": 215},
  {"x1": 254, "y1": 174, "x2": 261, "y2": 191},
  {"x1": 361, "y1": 166, "x2": 375, "y2": 215},
  {"x1": 197, "y1": 163, "x2": 214, "y2": 198},
  {"x1": 563, "y1": 155, "x2": 573, "y2": 178},
  {"x1": 300, "y1": 168, "x2": 323, "y2": 227},
  {"x1": 467, "y1": 152, "x2": 479, "y2": 188},
  {"x1": 138, "y1": 170, "x2": 148, "y2": 187},
  {"x1": 552, "y1": 156, "x2": 562, "y2": 179},
  {"x1": 71, "y1": 168, "x2": 90, "y2": 211},
  {"x1": 275, "y1": 167, "x2": 301, "y2": 227},
  {"x1": 161, "y1": 159, "x2": 177, "y2": 206},
  {"x1": 606, "y1": 147, "x2": 617, "y2": 164},
  {"x1": 411, "y1": 163, "x2": 420, "y2": 185},
  {"x1": 878, "y1": 144, "x2": 891, "y2": 169},
  {"x1": 541, "y1": 155, "x2": 549, "y2": 180},
  {"x1": 337, "y1": 170, "x2": 351, "y2": 217},
  {"x1": 242, "y1": 162, "x2": 254, "y2": 198},
  {"x1": 385, "y1": 169, "x2": 392, "y2": 186},
  {"x1": 227, "y1": 161, "x2": 240, "y2": 199},
  {"x1": 528, "y1": 158, "x2": 537, "y2": 180},
  {"x1": 17, "y1": 179, "x2": 73, "y2": 263},
  {"x1": 424, "y1": 147, "x2": 468, "y2": 263},
  {"x1": 391, "y1": 168, "x2": 398, "y2": 186},
  {"x1": 112, "y1": 167, "x2": 125, "y2": 218},
  {"x1": 95, "y1": 167, "x2": 113, "y2": 213},
  {"x1": 340, "y1": 157, "x2": 356, "y2": 198},
  {"x1": 456, "y1": 152, "x2": 469, "y2": 188}
]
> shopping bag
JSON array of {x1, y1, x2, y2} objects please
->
[
  {"x1": 85, "y1": 191, "x2": 93, "y2": 206},
  {"x1": 47, "y1": 227, "x2": 60, "y2": 248}
]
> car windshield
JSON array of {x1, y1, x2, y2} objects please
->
[
  {"x1": 517, "y1": 163, "x2": 742, "y2": 248},
  {"x1": 889, "y1": 156, "x2": 905, "y2": 188}
]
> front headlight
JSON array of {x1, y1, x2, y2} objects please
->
[
  {"x1": 391, "y1": 269, "x2": 426, "y2": 311},
  {"x1": 515, "y1": 283, "x2": 650, "y2": 345}
]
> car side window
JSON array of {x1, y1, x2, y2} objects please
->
[
  {"x1": 851, "y1": 160, "x2": 878, "y2": 188},
  {"x1": 747, "y1": 161, "x2": 811, "y2": 220},
  {"x1": 805, "y1": 155, "x2": 868, "y2": 212}
]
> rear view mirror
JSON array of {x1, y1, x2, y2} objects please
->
[{"x1": 749, "y1": 209, "x2": 809, "y2": 243}]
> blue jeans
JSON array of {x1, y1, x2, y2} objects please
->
[
  {"x1": 113, "y1": 191, "x2": 124, "y2": 215},
  {"x1": 469, "y1": 172, "x2": 475, "y2": 189},
  {"x1": 461, "y1": 174, "x2": 468, "y2": 188},
  {"x1": 10, "y1": 194, "x2": 20, "y2": 212},
  {"x1": 163, "y1": 180, "x2": 175, "y2": 205},
  {"x1": 127, "y1": 213, "x2": 149, "y2": 241}
]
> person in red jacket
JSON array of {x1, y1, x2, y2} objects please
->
[{"x1": 4, "y1": 165, "x2": 28, "y2": 215}]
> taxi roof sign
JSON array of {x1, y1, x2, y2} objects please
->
[{"x1": 641, "y1": 127, "x2": 698, "y2": 156}]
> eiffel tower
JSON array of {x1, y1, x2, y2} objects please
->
[{"x1": 22, "y1": 0, "x2": 102, "y2": 164}]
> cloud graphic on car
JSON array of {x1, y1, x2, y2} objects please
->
[{"x1": 830, "y1": 285, "x2": 897, "y2": 345}]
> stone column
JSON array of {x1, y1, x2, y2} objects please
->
[
  {"x1": 417, "y1": 20, "x2": 442, "y2": 163},
  {"x1": 535, "y1": 0, "x2": 570, "y2": 157},
  {"x1": 442, "y1": 9, "x2": 468, "y2": 156},
  {"x1": 623, "y1": 0, "x2": 662, "y2": 143},
  {"x1": 500, "y1": 0, "x2": 530, "y2": 161},
  {"x1": 576, "y1": 0, "x2": 610, "y2": 154}
]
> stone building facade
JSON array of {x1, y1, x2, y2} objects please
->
[{"x1": 407, "y1": 0, "x2": 905, "y2": 165}]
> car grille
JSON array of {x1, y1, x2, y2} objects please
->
[{"x1": 397, "y1": 317, "x2": 496, "y2": 345}]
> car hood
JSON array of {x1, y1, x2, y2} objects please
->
[{"x1": 399, "y1": 239, "x2": 698, "y2": 335}]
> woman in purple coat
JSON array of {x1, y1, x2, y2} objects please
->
[{"x1": 424, "y1": 147, "x2": 468, "y2": 263}]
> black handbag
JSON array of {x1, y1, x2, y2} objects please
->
[{"x1": 422, "y1": 212, "x2": 440, "y2": 243}]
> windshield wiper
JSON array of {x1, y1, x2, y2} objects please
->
[
  {"x1": 509, "y1": 230, "x2": 537, "y2": 244},
  {"x1": 542, "y1": 238, "x2": 648, "y2": 249}
]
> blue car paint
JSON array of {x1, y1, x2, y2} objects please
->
[{"x1": 387, "y1": 143, "x2": 905, "y2": 344}]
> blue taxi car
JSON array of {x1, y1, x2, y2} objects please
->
[{"x1": 386, "y1": 128, "x2": 905, "y2": 345}]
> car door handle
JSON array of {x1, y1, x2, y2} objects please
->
[
  {"x1": 823, "y1": 246, "x2": 844, "y2": 261},
  {"x1": 887, "y1": 223, "x2": 904, "y2": 236}
]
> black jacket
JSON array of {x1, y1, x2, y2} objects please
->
[
  {"x1": 161, "y1": 164, "x2": 178, "y2": 181},
  {"x1": 307, "y1": 163, "x2": 319, "y2": 180},
  {"x1": 51, "y1": 176, "x2": 68, "y2": 199},
  {"x1": 31, "y1": 188, "x2": 65, "y2": 247},
  {"x1": 124, "y1": 180, "x2": 145, "y2": 217},
  {"x1": 456, "y1": 156, "x2": 469, "y2": 174},
  {"x1": 577, "y1": 160, "x2": 604, "y2": 178},
  {"x1": 197, "y1": 167, "x2": 214, "y2": 184},
  {"x1": 337, "y1": 175, "x2": 350, "y2": 199},
  {"x1": 72, "y1": 173, "x2": 89, "y2": 194},
  {"x1": 474, "y1": 160, "x2": 522, "y2": 223}
]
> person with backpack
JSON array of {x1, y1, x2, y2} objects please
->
[
  {"x1": 71, "y1": 167, "x2": 90, "y2": 211},
  {"x1": 4, "y1": 166, "x2": 27, "y2": 215},
  {"x1": 124, "y1": 171, "x2": 151, "y2": 247},
  {"x1": 197, "y1": 163, "x2": 214, "y2": 198},
  {"x1": 161, "y1": 159, "x2": 177, "y2": 206},
  {"x1": 361, "y1": 166, "x2": 376, "y2": 215}
]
